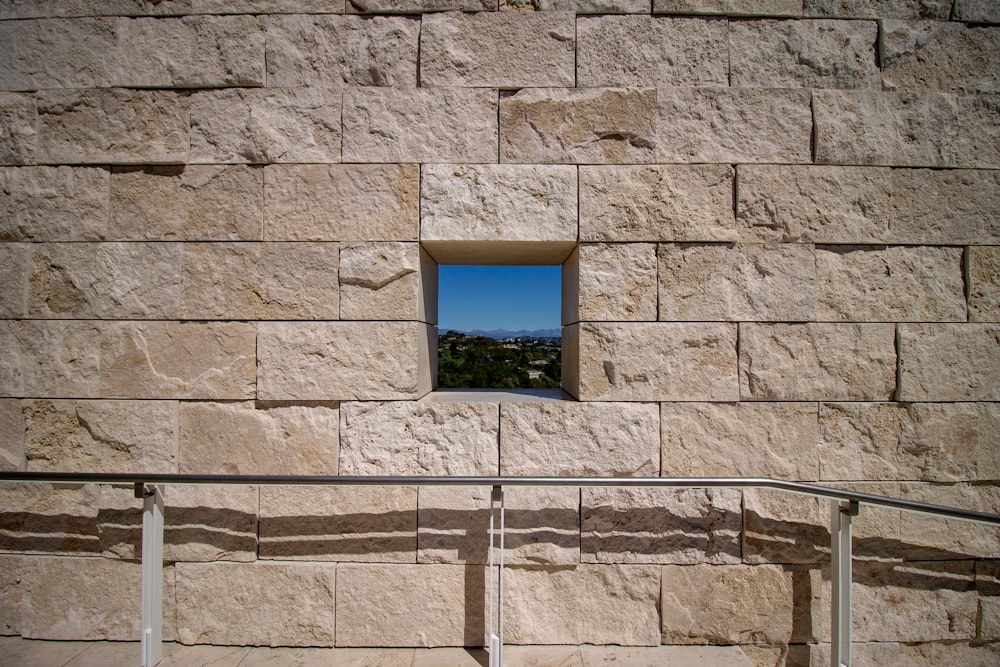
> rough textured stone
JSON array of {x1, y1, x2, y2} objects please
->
[
  {"x1": 656, "y1": 88, "x2": 812, "y2": 163},
  {"x1": 816, "y1": 245, "x2": 965, "y2": 322},
  {"x1": 582, "y1": 488, "x2": 741, "y2": 564},
  {"x1": 421, "y1": 12, "x2": 574, "y2": 88},
  {"x1": 350, "y1": 0, "x2": 494, "y2": 11},
  {"x1": 881, "y1": 20, "x2": 999, "y2": 94},
  {"x1": 100, "y1": 322, "x2": 256, "y2": 400},
  {"x1": 264, "y1": 164, "x2": 417, "y2": 242},
  {"x1": 804, "y1": 0, "x2": 952, "y2": 18},
  {"x1": 500, "y1": 402, "x2": 659, "y2": 476},
  {"x1": 581, "y1": 645, "x2": 788, "y2": 666},
  {"x1": 0, "y1": 18, "x2": 116, "y2": 90},
  {"x1": 0, "y1": 92, "x2": 38, "y2": 165},
  {"x1": 28, "y1": 243, "x2": 182, "y2": 319},
  {"x1": 819, "y1": 641, "x2": 1000, "y2": 667},
  {"x1": 731, "y1": 19, "x2": 879, "y2": 89},
  {"x1": 179, "y1": 401, "x2": 338, "y2": 475},
  {"x1": 260, "y1": 486, "x2": 416, "y2": 562},
  {"x1": 889, "y1": 168, "x2": 1000, "y2": 244},
  {"x1": 661, "y1": 402, "x2": 819, "y2": 479},
  {"x1": 0, "y1": 321, "x2": 101, "y2": 398},
  {"x1": 163, "y1": 485, "x2": 258, "y2": 563},
  {"x1": 505, "y1": 565, "x2": 661, "y2": 645},
  {"x1": 37, "y1": 89, "x2": 189, "y2": 165},
  {"x1": 0, "y1": 167, "x2": 109, "y2": 242},
  {"x1": 658, "y1": 243, "x2": 816, "y2": 321},
  {"x1": 500, "y1": 88, "x2": 656, "y2": 164},
  {"x1": 955, "y1": 0, "x2": 1000, "y2": 23},
  {"x1": 741, "y1": 490, "x2": 830, "y2": 565},
  {"x1": 336, "y1": 563, "x2": 483, "y2": 647},
  {"x1": 895, "y1": 483, "x2": 1000, "y2": 561},
  {"x1": 339, "y1": 243, "x2": 429, "y2": 321},
  {"x1": 265, "y1": 15, "x2": 417, "y2": 88},
  {"x1": 577, "y1": 16, "x2": 727, "y2": 87},
  {"x1": 580, "y1": 165, "x2": 735, "y2": 242},
  {"x1": 340, "y1": 402, "x2": 498, "y2": 475},
  {"x1": 969, "y1": 245, "x2": 1000, "y2": 322},
  {"x1": 898, "y1": 324, "x2": 1000, "y2": 401},
  {"x1": 739, "y1": 323, "x2": 896, "y2": 401},
  {"x1": 735, "y1": 165, "x2": 893, "y2": 243},
  {"x1": 109, "y1": 165, "x2": 262, "y2": 241},
  {"x1": 978, "y1": 561, "x2": 1000, "y2": 639},
  {"x1": 504, "y1": 0, "x2": 648, "y2": 10},
  {"x1": 0, "y1": 243, "x2": 27, "y2": 318},
  {"x1": 653, "y1": 0, "x2": 801, "y2": 15},
  {"x1": 190, "y1": 88, "x2": 340, "y2": 164},
  {"x1": 574, "y1": 243, "x2": 656, "y2": 321},
  {"x1": 176, "y1": 562, "x2": 335, "y2": 647},
  {"x1": 343, "y1": 88, "x2": 497, "y2": 163},
  {"x1": 258, "y1": 322, "x2": 432, "y2": 401},
  {"x1": 0, "y1": 399, "x2": 24, "y2": 471},
  {"x1": 194, "y1": 0, "x2": 347, "y2": 12},
  {"x1": 814, "y1": 91, "x2": 1000, "y2": 168}
]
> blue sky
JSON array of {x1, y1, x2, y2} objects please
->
[{"x1": 438, "y1": 265, "x2": 561, "y2": 332}]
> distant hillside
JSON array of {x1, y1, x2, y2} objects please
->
[{"x1": 446, "y1": 328, "x2": 561, "y2": 339}]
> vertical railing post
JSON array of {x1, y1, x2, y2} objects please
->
[
  {"x1": 831, "y1": 499, "x2": 858, "y2": 667},
  {"x1": 488, "y1": 485, "x2": 505, "y2": 667},
  {"x1": 137, "y1": 483, "x2": 164, "y2": 667}
]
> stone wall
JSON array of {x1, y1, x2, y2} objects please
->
[{"x1": 0, "y1": 0, "x2": 998, "y2": 663}]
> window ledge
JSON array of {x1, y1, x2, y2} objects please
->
[{"x1": 421, "y1": 388, "x2": 574, "y2": 403}]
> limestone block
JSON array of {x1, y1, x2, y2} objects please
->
[
  {"x1": 735, "y1": 165, "x2": 892, "y2": 243},
  {"x1": 0, "y1": 244, "x2": 27, "y2": 317},
  {"x1": 881, "y1": 20, "x2": 999, "y2": 94},
  {"x1": 194, "y1": 0, "x2": 347, "y2": 12},
  {"x1": 969, "y1": 246, "x2": 1000, "y2": 322},
  {"x1": 978, "y1": 561, "x2": 1000, "y2": 639},
  {"x1": 0, "y1": 92, "x2": 37, "y2": 165},
  {"x1": 340, "y1": 401, "x2": 498, "y2": 475},
  {"x1": 109, "y1": 165, "x2": 262, "y2": 241},
  {"x1": 581, "y1": 645, "x2": 790, "y2": 666},
  {"x1": 816, "y1": 245, "x2": 965, "y2": 322},
  {"x1": 579, "y1": 165, "x2": 735, "y2": 242},
  {"x1": 38, "y1": 0, "x2": 196, "y2": 17},
  {"x1": 28, "y1": 243, "x2": 182, "y2": 319},
  {"x1": 575, "y1": 243, "x2": 656, "y2": 321},
  {"x1": 0, "y1": 167, "x2": 109, "y2": 242},
  {"x1": 804, "y1": 0, "x2": 952, "y2": 18},
  {"x1": 889, "y1": 168, "x2": 1000, "y2": 244},
  {"x1": 504, "y1": 565, "x2": 661, "y2": 645},
  {"x1": 813, "y1": 91, "x2": 1000, "y2": 168},
  {"x1": 0, "y1": 400, "x2": 23, "y2": 471},
  {"x1": 505, "y1": 645, "x2": 582, "y2": 667},
  {"x1": 336, "y1": 563, "x2": 483, "y2": 647},
  {"x1": 179, "y1": 401, "x2": 339, "y2": 475},
  {"x1": 503, "y1": 0, "x2": 648, "y2": 10},
  {"x1": 343, "y1": 87, "x2": 498, "y2": 163},
  {"x1": 260, "y1": 486, "x2": 416, "y2": 562},
  {"x1": 339, "y1": 243, "x2": 428, "y2": 321},
  {"x1": 500, "y1": 88, "x2": 656, "y2": 164},
  {"x1": 37, "y1": 89, "x2": 189, "y2": 165},
  {"x1": 421, "y1": 12, "x2": 574, "y2": 88},
  {"x1": 190, "y1": 88, "x2": 340, "y2": 164},
  {"x1": 739, "y1": 323, "x2": 896, "y2": 401},
  {"x1": 582, "y1": 488, "x2": 741, "y2": 564},
  {"x1": 265, "y1": 15, "x2": 417, "y2": 88},
  {"x1": 350, "y1": 0, "x2": 495, "y2": 11},
  {"x1": 659, "y1": 243, "x2": 816, "y2": 321},
  {"x1": 656, "y1": 88, "x2": 812, "y2": 163},
  {"x1": 163, "y1": 485, "x2": 258, "y2": 563},
  {"x1": 895, "y1": 483, "x2": 1000, "y2": 561},
  {"x1": 0, "y1": 321, "x2": 101, "y2": 398},
  {"x1": 955, "y1": 0, "x2": 1000, "y2": 22},
  {"x1": 830, "y1": 641, "x2": 1000, "y2": 667},
  {"x1": 577, "y1": 322, "x2": 738, "y2": 401},
  {"x1": 898, "y1": 324, "x2": 1000, "y2": 401},
  {"x1": 0, "y1": 555, "x2": 22, "y2": 634},
  {"x1": 100, "y1": 322, "x2": 256, "y2": 400},
  {"x1": 176, "y1": 561, "x2": 335, "y2": 646},
  {"x1": 576, "y1": 16, "x2": 727, "y2": 87},
  {"x1": 417, "y1": 486, "x2": 491, "y2": 565},
  {"x1": 653, "y1": 0, "x2": 801, "y2": 15},
  {"x1": 0, "y1": 18, "x2": 115, "y2": 90},
  {"x1": 731, "y1": 19, "x2": 879, "y2": 89},
  {"x1": 660, "y1": 402, "x2": 819, "y2": 479}
]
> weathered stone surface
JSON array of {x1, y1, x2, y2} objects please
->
[
  {"x1": 804, "y1": 0, "x2": 952, "y2": 18},
  {"x1": 895, "y1": 483, "x2": 1000, "y2": 561},
  {"x1": 503, "y1": 0, "x2": 648, "y2": 11},
  {"x1": 336, "y1": 563, "x2": 483, "y2": 647},
  {"x1": 575, "y1": 243, "x2": 656, "y2": 321},
  {"x1": 898, "y1": 324, "x2": 1000, "y2": 401},
  {"x1": 881, "y1": 20, "x2": 999, "y2": 94},
  {"x1": 814, "y1": 91, "x2": 1000, "y2": 168},
  {"x1": 500, "y1": 88, "x2": 656, "y2": 164},
  {"x1": 504, "y1": 645, "x2": 582, "y2": 667},
  {"x1": 176, "y1": 562, "x2": 335, "y2": 646},
  {"x1": 100, "y1": 322, "x2": 256, "y2": 400},
  {"x1": 505, "y1": 565, "x2": 660, "y2": 645},
  {"x1": 194, "y1": 0, "x2": 347, "y2": 12},
  {"x1": 659, "y1": 243, "x2": 816, "y2": 321},
  {"x1": 179, "y1": 401, "x2": 339, "y2": 475},
  {"x1": 339, "y1": 243, "x2": 427, "y2": 321},
  {"x1": 340, "y1": 402, "x2": 498, "y2": 475},
  {"x1": 978, "y1": 560, "x2": 1000, "y2": 639},
  {"x1": 735, "y1": 165, "x2": 892, "y2": 243},
  {"x1": 343, "y1": 88, "x2": 497, "y2": 163},
  {"x1": 577, "y1": 16, "x2": 727, "y2": 87},
  {"x1": 109, "y1": 165, "x2": 262, "y2": 241},
  {"x1": 417, "y1": 486, "x2": 491, "y2": 564},
  {"x1": 816, "y1": 245, "x2": 965, "y2": 322},
  {"x1": 889, "y1": 168, "x2": 1000, "y2": 244},
  {"x1": 260, "y1": 486, "x2": 416, "y2": 562},
  {"x1": 661, "y1": 402, "x2": 819, "y2": 479},
  {"x1": 656, "y1": 88, "x2": 812, "y2": 163},
  {"x1": 421, "y1": 12, "x2": 574, "y2": 88},
  {"x1": 582, "y1": 488, "x2": 740, "y2": 564},
  {"x1": 739, "y1": 323, "x2": 896, "y2": 401},
  {"x1": 350, "y1": 0, "x2": 494, "y2": 11},
  {"x1": 955, "y1": 0, "x2": 1000, "y2": 22},
  {"x1": 266, "y1": 15, "x2": 417, "y2": 88},
  {"x1": 581, "y1": 645, "x2": 790, "y2": 666},
  {"x1": 163, "y1": 485, "x2": 258, "y2": 563},
  {"x1": 653, "y1": 0, "x2": 800, "y2": 15},
  {"x1": 0, "y1": 556, "x2": 23, "y2": 634},
  {"x1": 0, "y1": 321, "x2": 101, "y2": 398},
  {"x1": 819, "y1": 641, "x2": 1000, "y2": 667},
  {"x1": 0, "y1": 244, "x2": 27, "y2": 317},
  {"x1": 28, "y1": 243, "x2": 182, "y2": 319},
  {"x1": 0, "y1": 18, "x2": 116, "y2": 90},
  {"x1": 0, "y1": 92, "x2": 37, "y2": 165},
  {"x1": 0, "y1": 167, "x2": 109, "y2": 242},
  {"x1": 190, "y1": 88, "x2": 340, "y2": 164},
  {"x1": 731, "y1": 19, "x2": 879, "y2": 89},
  {"x1": 500, "y1": 402, "x2": 658, "y2": 476},
  {"x1": 0, "y1": 400, "x2": 23, "y2": 471},
  {"x1": 969, "y1": 246, "x2": 1000, "y2": 322},
  {"x1": 580, "y1": 165, "x2": 735, "y2": 242},
  {"x1": 37, "y1": 89, "x2": 189, "y2": 165}
]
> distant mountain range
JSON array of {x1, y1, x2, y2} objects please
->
[{"x1": 445, "y1": 328, "x2": 562, "y2": 339}]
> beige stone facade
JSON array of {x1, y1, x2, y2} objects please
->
[{"x1": 0, "y1": 1, "x2": 997, "y2": 663}]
